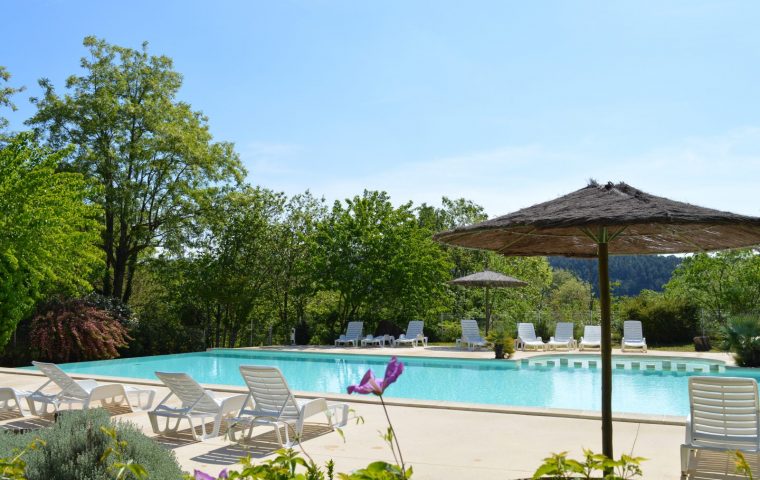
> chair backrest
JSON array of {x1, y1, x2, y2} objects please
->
[
  {"x1": 460, "y1": 319, "x2": 482, "y2": 340},
  {"x1": 32, "y1": 361, "x2": 87, "y2": 398},
  {"x1": 554, "y1": 322, "x2": 574, "y2": 341},
  {"x1": 345, "y1": 321, "x2": 363, "y2": 340},
  {"x1": 155, "y1": 372, "x2": 219, "y2": 413},
  {"x1": 517, "y1": 323, "x2": 538, "y2": 341},
  {"x1": 623, "y1": 320, "x2": 644, "y2": 342},
  {"x1": 688, "y1": 376, "x2": 760, "y2": 450},
  {"x1": 583, "y1": 325, "x2": 601, "y2": 342},
  {"x1": 239, "y1": 365, "x2": 299, "y2": 419},
  {"x1": 405, "y1": 321, "x2": 424, "y2": 338}
]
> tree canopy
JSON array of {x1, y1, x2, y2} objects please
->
[
  {"x1": 0, "y1": 133, "x2": 101, "y2": 348},
  {"x1": 26, "y1": 37, "x2": 245, "y2": 303}
]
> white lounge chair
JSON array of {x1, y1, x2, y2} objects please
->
[
  {"x1": 228, "y1": 366, "x2": 348, "y2": 447},
  {"x1": 681, "y1": 377, "x2": 760, "y2": 478},
  {"x1": 394, "y1": 321, "x2": 428, "y2": 347},
  {"x1": 149, "y1": 372, "x2": 247, "y2": 441},
  {"x1": 547, "y1": 322, "x2": 576, "y2": 350},
  {"x1": 579, "y1": 325, "x2": 602, "y2": 351},
  {"x1": 459, "y1": 319, "x2": 487, "y2": 350},
  {"x1": 28, "y1": 361, "x2": 155, "y2": 415},
  {"x1": 622, "y1": 320, "x2": 647, "y2": 353},
  {"x1": 516, "y1": 323, "x2": 546, "y2": 351},
  {"x1": 0, "y1": 387, "x2": 32, "y2": 416},
  {"x1": 334, "y1": 321, "x2": 363, "y2": 347}
]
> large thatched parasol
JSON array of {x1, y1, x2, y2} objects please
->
[
  {"x1": 448, "y1": 270, "x2": 527, "y2": 334},
  {"x1": 434, "y1": 181, "x2": 760, "y2": 459}
]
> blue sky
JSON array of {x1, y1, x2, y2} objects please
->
[{"x1": 3, "y1": 0, "x2": 760, "y2": 217}]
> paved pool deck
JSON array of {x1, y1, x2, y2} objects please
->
[{"x1": 0, "y1": 347, "x2": 748, "y2": 479}]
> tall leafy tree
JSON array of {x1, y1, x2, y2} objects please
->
[
  {"x1": 316, "y1": 191, "x2": 451, "y2": 330},
  {"x1": 26, "y1": 37, "x2": 244, "y2": 303},
  {"x1": 0, "y1": 66, "x2": 25, "y2": 139},
  {"x1": 0, "y1": 133, "x2": 101, "y2": 348}
]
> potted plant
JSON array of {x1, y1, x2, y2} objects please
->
[{"x1": 487, "y1": 321, "x2": 515, "y2": 359}]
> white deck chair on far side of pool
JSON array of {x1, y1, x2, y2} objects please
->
[
  {"x1": 579, "y1": 325, "x2": 602, "y2": 351},
  {"x1": 334, "y1": 321, "x2": 363, "y2": 347},
  {"x1": 622, "y1": 320, "x2": 647, "y2": 353},
  {"x1": 517, "y1": 323, "x2": 546, "y2": 351},
  {"x1": 394, "y1": 321, "x2": 428, "y2": 347},
  {"x1": 227, "y1": 365, "x2": 348, "y2": 447},
  {"x1": 149, "y1": 372, "x2": 247, "y2": 441},
  {"x1": 681, "y1": 376, "x2": 760, "y2": 479},
  {"x1": 28, "y1": 361, "x2": 155, "y2": 415},
  {"x1": 460, "y1": 319, "x2": 487, "y2": 350},
  {"x1": 547, "y1": 322, "x2": 577, "y2": 350}
]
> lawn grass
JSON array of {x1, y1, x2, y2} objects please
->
[{"x1": 648, "y1": 343, "x2": 722, "y2": 352}]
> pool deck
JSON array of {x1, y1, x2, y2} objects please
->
[{"x1": 0, "y1": 347, "x2": 748, "y2": 479}]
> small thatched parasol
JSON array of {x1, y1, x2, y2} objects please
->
[
  {"x1": 435, "y1": 181, "x2": 760, "y2": 459},
  {"x1": 448, "y1": 270, "x2": 527, "y2": 334}
]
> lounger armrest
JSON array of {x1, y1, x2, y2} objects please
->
[
  {"x1": 75, "y1": 379, "x2": 100, "y2": 392},
  {"x1": 220, "y1": 394, "x2": 248, "y2": 413},
  {"x1": 536, "y1": 337, "x2": 542, "y2": 342},
  {"x1": 549, "y1": 336, "x2": 555, "y2": 342},
  {"x1": 299, "y1": 397, "x2": 329, "y2": 421}
]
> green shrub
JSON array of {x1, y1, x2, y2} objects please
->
[
  {"x1": 617, "y1": 292, "x2": 699, "y2": 345},
  {"x1": 0, "y1": 409, "x2": 183, "y2": 480},
  {"x1": 721, "y1": 314, "x2": 760, "y2": 367},
  {"x1": 430, "y1": 321, "x2": 462, "y2": 342}
]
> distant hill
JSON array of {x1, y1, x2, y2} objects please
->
[{"x1": 548, "y1": 255, "x2": 683, "y2": 296}]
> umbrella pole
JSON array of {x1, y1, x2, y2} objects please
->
[
  {"x1": 598, "y1": 237, "x2": 613, "y2": 461},
  {"x1": 484, "y1": 287, "x2": 491, "y2": 335}
]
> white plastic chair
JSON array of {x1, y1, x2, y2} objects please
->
[
  {"x1": 394, "y1": 321, "x2": 428, "y2": 347},
  {"x1": 0, "y1": 387, "x2": 32, "y2": 416},
  {"x1": 228, "y1": 365, "x2": 348, "y2": 447},
  {"x1": 460, "y1": 320, "x2": 487, "y2": 350},
  {"x1": 547, "y1": 322, "x2": 576, "y2": 350},
  {"x1": 681, "y1": 377, "x2": 760, "y2": 478},
  {"x1": 517, "y1": 323, "x2": 546, "y2": 351},
  {"x1": 334, "y1": 321, "x2": 363, "y2": 347},
  {"x1": 29, "y1": 361, "x2": 155, "y2": 415},
  {"x1": 579, "y1": 325, "x2": 602, "y2": 351},
  {"x1": 622, "y1": 320, "x2": 647, "y2": 352},
  {"x1": 149, "y1": 372, "x2": 247, "y2": 441}
]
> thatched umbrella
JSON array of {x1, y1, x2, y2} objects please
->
[
  {"x1": 448, "y1": 270, "x2": 527, "y2": 334},
  {"x1": 434, "y1": 181, "x2": 760, "y2": 459}
]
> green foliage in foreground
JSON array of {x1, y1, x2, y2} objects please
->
[
  {"x1": 0, "y1": 133, "x2": 100, "y2": 350},
  {"x1": 0, "y1": 409, "x2": 183, "y2": 480},
  {"x1": 532, "y1": 449, "x2": 645, "y2": 479}
]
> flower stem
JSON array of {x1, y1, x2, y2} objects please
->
[{"x1": 379, "y1": 395, "x2": 406, "y2": 478}]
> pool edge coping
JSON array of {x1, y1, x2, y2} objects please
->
[{"x1": 0, "y1": 366, "x2": 687, "y2": 427}]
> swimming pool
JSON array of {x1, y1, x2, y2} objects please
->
[{"x1": 40, "y1": 350, "x2": 750, "y2": 417}]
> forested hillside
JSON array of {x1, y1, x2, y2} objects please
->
[{"x1": 548, "y1": 255, "x2": 682, "y2": 296}]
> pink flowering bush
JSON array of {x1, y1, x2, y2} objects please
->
[{"x1": 30, "y1": 297, "x2": 131, "y2": 362}]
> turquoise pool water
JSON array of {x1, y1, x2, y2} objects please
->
[{"x1": 40, "y1": 350, "x2": 751, "y2": 417}]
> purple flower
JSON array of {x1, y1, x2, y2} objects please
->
[
  {"x1": 347, "y1": 357, "x2": 404, "y2": 396},
  {"x1": 194, "y1": 469, "x2": 227, "y2": 480}
]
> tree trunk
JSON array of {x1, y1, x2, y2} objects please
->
[{"x1": 111, "y1": 219, "x2": 130, "y2": 300}]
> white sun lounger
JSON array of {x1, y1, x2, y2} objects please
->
[
  {"x1": 394, "y1": 321, "x2": 428, "y2": 347},
  {"x1": 681, "y1": 377, "x2": 760, "y2": 478},
  {"x1": 517, "y1": 323, "x2": 546, "y2": 351},
  {"x1": 334, "y1": 321, "x2": 363, "y2": 347},
  {"x1": 547, "y1": 322, "x2": 577, "y2": 350},
  {"x1": 459, "y1": 319, "x2": 487, "y2": 350},
  {"x1": 579, "y1": 325, "x2": 602, "y2": 351},
  {"x1": 0, "y1": 387, "x2": 33, "y2": 416},
  {"x1": 28, "y1": 361, "x2": 155, "y2": 415},
  {"x1": 622, "y1": 320, "x2": 647, "y2": 353},
  {"x1": 149, "y1": 372, "x2": 247, "y2": 441},
  {"x1": 228, "y1": 365, "x2": 348, "y2": 447}
]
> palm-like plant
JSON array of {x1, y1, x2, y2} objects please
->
[{"x1": 721, "y1": 315, "x2": 760, "y2": 367}]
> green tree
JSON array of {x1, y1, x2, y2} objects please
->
[
  {"x1": 26, "y1": 36, "x2": 244, "y2": 303},
  {"x1": 547, "y1": 269, "x2": 593, "y2": 324},
  {"x1": 665, "y1": 250, "x2": 760, "y2": 324},
  {"x1": 316, "y1": 191, "x2": 451, "y2": 331},
  {"x1": 0, "y1": 66, "x2": 25, "y2": 134},
  {"x1": 0, "y1": 133, "x2": 101, "y2": 348}
]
